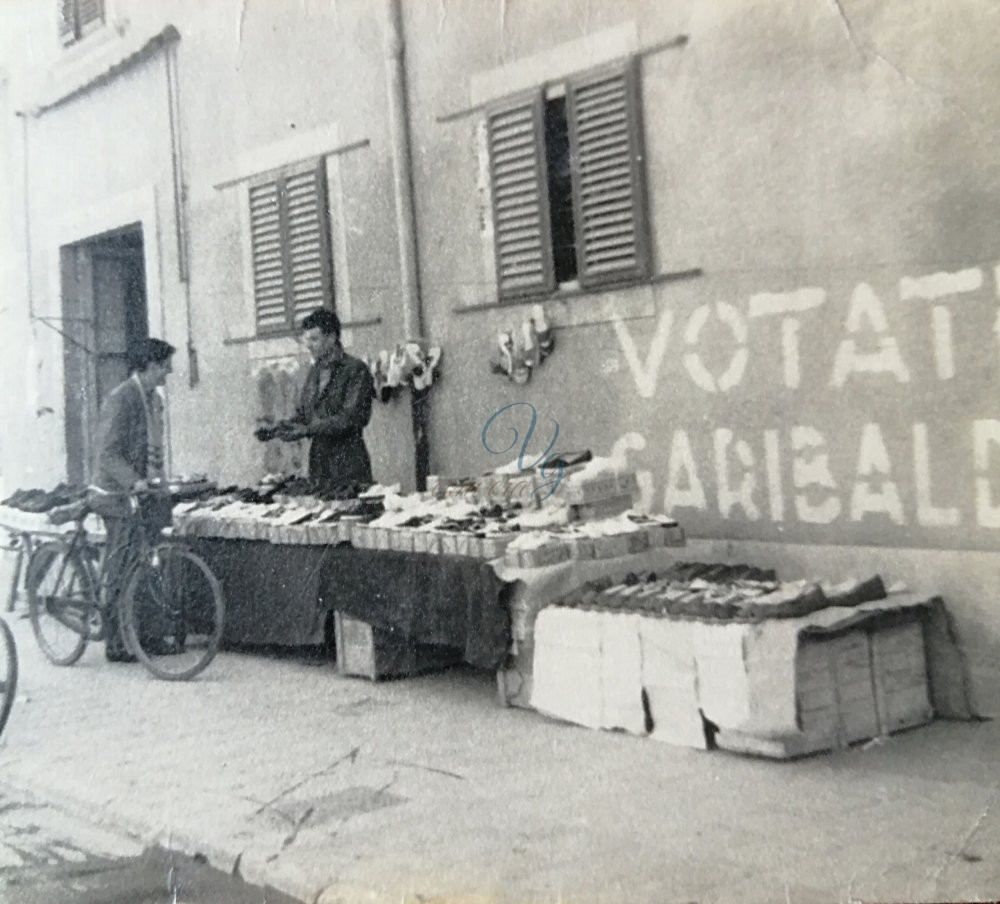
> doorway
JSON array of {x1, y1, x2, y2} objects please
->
[{"x1": 61, "y1": 225, "x2": 149, "y2": 484}]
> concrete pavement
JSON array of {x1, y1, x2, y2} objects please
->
[
  {"x1": 0, "y1": 613, "x2": 998, "y2": 904},
  {"x1": 0, "y1": 783, "x2": 300, "y2": 903}
]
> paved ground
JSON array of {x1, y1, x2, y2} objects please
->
[
  {"x1": 0, "y1": 613, "x2": 998, "y2": 904},
  {"x1": 0, "y1": 784, "x2": 300, "y2": 903}
]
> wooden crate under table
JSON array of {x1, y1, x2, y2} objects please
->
[{"x1": 334, "y1": 612, "x2": 462, "y2": 680}]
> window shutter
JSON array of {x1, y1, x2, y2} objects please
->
[
  {"x1": 78, "y1": 0, "x2": 104, "y2": 36},
  {"x1": 487, "y1": 93, "x2": 555, "y2": 300},
  {"x1": 58, "y1": 0, "x2": 76, "y2": 45},
  {"x1": 566, "y1": 60, "x2": 651, "y2": 287},
  {"x1": 284, "y1": 161, "x2": 334, "y2": 324},
  {"x1": 249, "y1": 179, "x2": 289, "y2": 333},
  {"x1": 250, "y1": 160, "x2": 334, "y2": 335}
]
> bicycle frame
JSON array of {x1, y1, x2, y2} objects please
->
[{"x1": 42, "y1": 506, "x2": 160, "y2": 622}]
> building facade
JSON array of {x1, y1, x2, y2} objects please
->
[{"x1": 1, "y1": 0, "x2": 998, "y2": 710}]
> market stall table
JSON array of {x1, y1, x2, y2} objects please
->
[
  {"x1": 191, "y1": 539, "x2": 513, "y2": 671},
  {"x1": 190, "y1": 538, "x2": 334, "y2": 647}
]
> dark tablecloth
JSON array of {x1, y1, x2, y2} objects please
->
[
  {"x1": 317, "y1": 547, "x2": 512, "y2": 669},
  {"x1": 193, "y1": 539, "x2": 333, "y2": 647},
  {"x1": 192, "y1": 539, "x2": 512, "y2": 669}
]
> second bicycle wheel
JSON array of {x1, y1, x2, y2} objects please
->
[
  {"x1": 120, "y1": 544, "x2": 225, "y2": 680},
  {"x1": 27, "y1": 542, "x2": 95, "y2": 666},
  {"x1": 0, "y1": 617, "x2": 18, "y2": 738}
]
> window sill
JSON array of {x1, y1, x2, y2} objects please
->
[
  {"x1": 223, "y1": 316, "x2": 382, "y2": 347},
  {"x1": 452, "y1": 269, "x2": 701, "y2": 326},
  {"x1": 58, "y1": 21, "x2": 121, "y2": 64}
]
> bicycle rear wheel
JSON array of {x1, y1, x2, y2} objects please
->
[
  {"x1": 27, "y1": 541, "x2": 95, "y2": 666},
  {"x1": 121, "y1": 544, "x2": 225, "y2": 681},
  {"x1": 0, "y1": 617, "x2": 17, "y2": 737}
]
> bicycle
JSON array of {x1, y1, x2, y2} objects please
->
[
  {"x1": 27, "y1": 492, "x2": 225, "y2": 681},
  {"x1": 0, "y1": 616, "x2": 17, "y2": 737}
]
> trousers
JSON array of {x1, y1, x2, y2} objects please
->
[{"x1": 101, "y1": 516, "x2": 141, "y2": 654}]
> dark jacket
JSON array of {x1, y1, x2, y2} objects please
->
[
  {"x1": 91, "y1": 377, "x2": 150, "y2": 517},
  {"x1": 293, "y1": 351, "x2": 374, "y2": 486},
  {"x1": 94, "y1": 377, "x2": 150, "y2": 492}
]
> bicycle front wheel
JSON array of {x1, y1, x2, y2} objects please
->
[
  {"x1": 27, "y1": 541, "x2": 95, "y2": 666},
  {"x1": 0, "y1": 617, "x2": 18, "y2": 737},
  {"x1": 121, "y1": 544, "x2": 225, "y2": 681}
]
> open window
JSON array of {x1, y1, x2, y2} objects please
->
[{"x1": 485, "y1": 58, "x2": 651, "y2": 302}]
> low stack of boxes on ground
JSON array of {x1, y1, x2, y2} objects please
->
[{"x1": 530, "y1": 564, "x2": 936, "y2": 758}]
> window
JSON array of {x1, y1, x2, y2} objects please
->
[
  {"x1": 486, "y1": 59, "x2": 651, "y2": 301},
  {"x1": 58, "y1": 0, "x2": 105, "y2": 46},
  {"x1": 249, "y1": 159, "x2": 335, "y2": 335}
]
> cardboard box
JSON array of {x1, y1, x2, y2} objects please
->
[
  {"x1": 567, "y1": 495, "x2": 634, "y2": 522},
  {"x1": 715, "y1": 621, "x2": 931, "y2": 759},
  {"x1": 871, "y1": 619, "x2": 933, "y2": 733},
  {"x1": 626, "y1": 529, "x2": 650, "y2": 555},
  {"x1": 593, "y1": 533, "x2": 632, "y2": 560},
  {"x1": 351, "y1": 524, "x2": 373, "y2": 549},
  {"x1": 454, "y1": 533, "x2": 475, "y2": 557},
  {"x1": 479, "y1": 535, "x2": 512, "y2": 559},
  {"x1": 567, "y1": 535, "x2": 595, "y2": 559},
  {"x1": 334, "y1": 612, "x2": 462, "y2": 680},
  {"x1": 438, "y1": 532, "x2": 460, "y2": 556},
  {"x1": 645, "y1": 522, "x2": 683, "y2": 548},
  {"x1": 639, "y1": 618, "x2": 708, "y2": 749},
  {"x1": 518, "y1": 542, "x2": 570, "y2": 569},
  {"x1": 529, "y1": 607, "x2": 605, "y2": 729}
]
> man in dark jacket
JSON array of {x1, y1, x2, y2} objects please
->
[
  {"x1": 272, "y1": 309, "x2": 374, "y2": 486},
  {"x1": 91, "y1": 338, "x2": 175, "y2": 662}
]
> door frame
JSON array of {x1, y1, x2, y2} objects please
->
[{"x1": 49, "y1": 185, "x2": 165, "y2": 482}]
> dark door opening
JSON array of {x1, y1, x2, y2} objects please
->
[{"x1": 61, "y1": 225, "x2": 149, "y2": 485}]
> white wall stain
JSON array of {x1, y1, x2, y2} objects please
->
[
  {"x1": 664, "y1": 428, "x2": 706, "y2": 514},
  {"x1": 900, "y1": 268, "x2": 983, "y2": 299},
  {"x1": 611, "y1": 307, "x2": 673, "y2": 399},
  {"x1": 830, "y1": 282, "x2": 911, "y2": 387},
  {"x1": 791, "y1": 425, "x2": 841, "y2": 524},
  {"x1": 900, "y1": 268, "x2": 982, "y2": 381},
  {"x1": 913, "y1": 422, "x2": 959, "y2": 527},
  {"x1": 850, "y1": 422, "x2": 905, "y2": 525},
  {"x1": 973, "y1": 419, "x2": 1000, "y2": 529},
  {"x1": 714, "y1": 428, "x2": 760, "y2": 521},
  {"x1": 609, "y1": 431, "x2": 653, "y2": 513},
  {"x1": 763, "y1": 428, "x2": 784, "y2": 521},
  {"x1": 748, "y1": 287, "x2": 825, "y2": 389},
  {"x1": 681, "y1": 302, "x2": 748, "y2": 393}
]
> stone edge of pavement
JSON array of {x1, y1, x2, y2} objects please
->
[{"x1": 0, "y1": 774, "x2": 321, "y2": 904}]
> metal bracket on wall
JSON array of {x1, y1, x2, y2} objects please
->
[{"x1": 30, "y1": 315, "x2": 95, "y2": 356}]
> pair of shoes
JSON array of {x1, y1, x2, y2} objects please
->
[{"x1": 105, "y1": 646, "x2": 138, "y2": 664}]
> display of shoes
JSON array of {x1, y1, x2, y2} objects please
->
[{"x1": 2, "y1": 483, "x2": 87, "y2": 513}]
